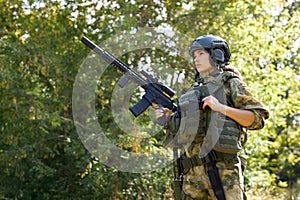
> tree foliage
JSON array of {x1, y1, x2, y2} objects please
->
[{"x1": 0, "y1": 0, "x2": 299, "y2": 199}]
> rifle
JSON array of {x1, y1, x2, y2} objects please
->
[
  {"x1": 80, "y1": 36, "x2": 177, "y2": 118},
  {"x1": 81, "y1": 36, "x2": 182, "y2": 198}
]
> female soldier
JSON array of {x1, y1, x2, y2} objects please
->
[{"x1": 154, "y1": 35, "x2": 269, "y2": 200}]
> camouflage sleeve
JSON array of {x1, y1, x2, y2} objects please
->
[
  {"x1": 164, "y1": 112, "x2": 181, "y2": 132},
  {"x1": 227, "y1": 78, "x2": 270, "y2": 130}
]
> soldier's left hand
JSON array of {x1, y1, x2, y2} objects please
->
[{"x1": 202, "y1": 95, "x2": 223, "y2": 112}]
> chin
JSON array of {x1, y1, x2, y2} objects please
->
[
  {"x1": 196, "y1": 69, "x2": 205, "y2": 73},
  {"x1": 196, "y1": 67, "x2": 202, "y2": 72}
]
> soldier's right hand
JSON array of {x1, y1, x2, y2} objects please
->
[{"x1": 152, "y1": 102, "x2": 171, "y2": 123}]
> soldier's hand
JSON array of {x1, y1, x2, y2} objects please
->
[
  {"x1": 202, "y1": 95, "x2": 223, "y2": 112},
  {"x1": 152, "y1": 102, "x2": 171, "y2": 120}
]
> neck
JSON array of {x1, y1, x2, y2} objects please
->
[{"x1": 200, "y1": 68, "x2": 219, "y2": 78}]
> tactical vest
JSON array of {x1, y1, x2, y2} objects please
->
[{"x1": 174, "y1": 71, "x2": 247, "y2": 154}]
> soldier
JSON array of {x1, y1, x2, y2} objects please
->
[{"x1": 154, "y1": 35, "x2": 269, "y2": 200}]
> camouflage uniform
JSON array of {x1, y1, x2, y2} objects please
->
[{"x1": 167, "y1": 70, "x2": 269, "y2": 200}]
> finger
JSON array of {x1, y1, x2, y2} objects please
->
[
  {"x1": 152, "y1": 102, "x2": 159, "y2": 108},
  {"x1": 201, "y1": 101, "x2": 206, "y2": 110},
  {"x1": 202, "y1": 96, "x2": 208, "y2": 101},
  {"x1": 156, "y1": 112, "x2": 163, "y2": 118}
]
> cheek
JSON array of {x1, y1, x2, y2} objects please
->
[
  {"x1": 204, "y1": 55, "x2": 210, "y2": 61},
  {"x1": 203, "y1": 58, "x2": 210, "y2": 66}
]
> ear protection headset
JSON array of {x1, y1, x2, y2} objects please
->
[{"x1": 212, "y1": 48, "x2": 225, "y2": 63}]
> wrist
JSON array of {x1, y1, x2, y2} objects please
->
[{"x1": 218, "y1": 104, "x2": 228, "y2": 115}]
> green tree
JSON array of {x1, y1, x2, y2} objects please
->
[
  {"x1": 0, "y1": 1, "x2": 93, "y2": 198},
  {"x1": 0, "y1": 0, "x2": 299, "y2": 199}
]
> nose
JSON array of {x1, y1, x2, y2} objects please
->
[{"x1": 194, "y1": 55, "x2": 199, "y2": 63}]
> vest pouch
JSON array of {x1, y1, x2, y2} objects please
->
[
  {"x1": 165, "y1": 116, "x2": 181, "y2": 148},
  {"x1": 176, "y1": 88, "x2": 202, "y2": 145},
  {"x1": 213, "y1": 117, "x2": 246, "y2": 154}
]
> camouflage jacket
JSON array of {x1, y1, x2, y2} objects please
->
[
  {"x1": 165, "y1": 69, "x2": 269, "y2": 145},
  {"x1": 166, "y1": 71, "x2": 269, "y2": 154}
]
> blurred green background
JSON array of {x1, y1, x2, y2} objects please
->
[{"x1": 0, "y1": 0, "x2": 299, "y2": 199}]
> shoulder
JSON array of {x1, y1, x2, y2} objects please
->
[
  {"x1": 221, "y1": 70, "x2": 245, "y2": 91},
  {"x1": 222, "y1": 66, "x2": 242, "y2": 78},
  {"x1": 221, "y1": 71, "x2": 240, "y2": 83}
]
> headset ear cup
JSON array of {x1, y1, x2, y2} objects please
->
[{"x1": 213, "y1": 49, "x2": 225, "y2": 63}]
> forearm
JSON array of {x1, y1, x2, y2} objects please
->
[
  {"x1": 202, "y1": 95, "x2": 256, "y2": 127},
  {"x1": 217, "y1": 104, "x2": 255, "y2": 127}
]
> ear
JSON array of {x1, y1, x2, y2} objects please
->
[{"x1": 213, "y1": 49, "x2": 225, "y2": 62}]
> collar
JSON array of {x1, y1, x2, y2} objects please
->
[{"x1": 200, "y1": 70, "x2": 222, "y2": 84}]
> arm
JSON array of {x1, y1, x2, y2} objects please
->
[{"x1": 202, "y1": 95, "x2": 255, "y2": 127}]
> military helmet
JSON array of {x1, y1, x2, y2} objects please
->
[{"x1": 189, "y1": 35, "x2": 231, "y2": 67}]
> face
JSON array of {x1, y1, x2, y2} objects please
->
[{"x1": 193, "y1": 49, "x2": 215, "y2": 74}]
